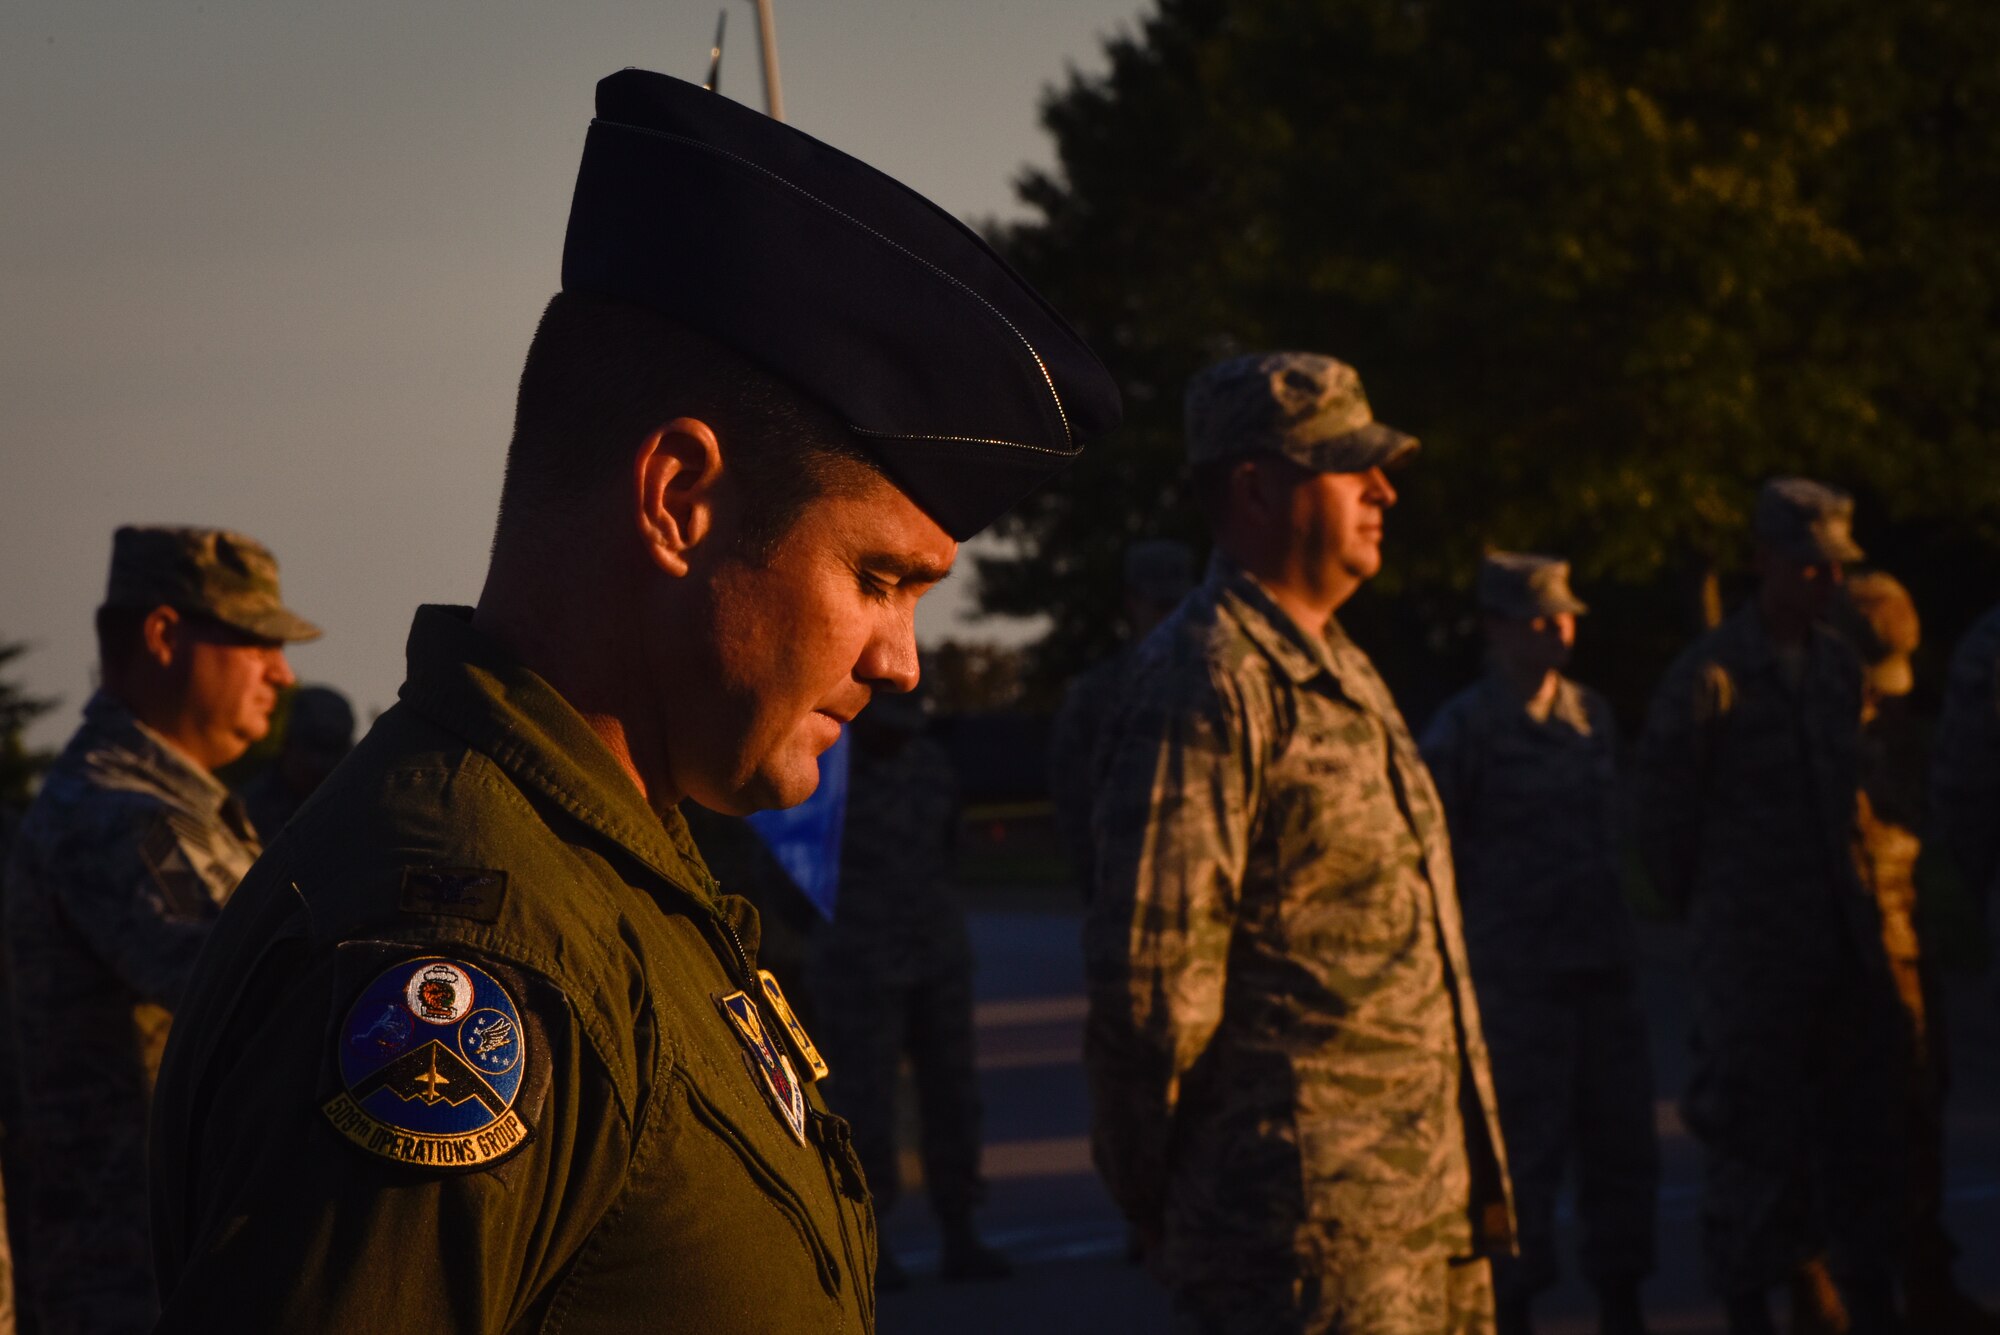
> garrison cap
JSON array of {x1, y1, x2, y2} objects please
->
[
  {"x1": 1185, "y1": 352, "x2": 1417, "y2": 472},
  {"x1": 1753, "y1": 477, "x2": 1865, "y2": 564},
  {"x1": 1123, "y1": 539, "x2": 1196, "y2": 606},
  {"x1": 561, "y1": 70, "x2": 1121, "y2": 541},
  {"x1": 1476, "y1": 551, "x2": 1589, "y2": 619},
  {"x1": 1831, "y1": 570, "x2": 1920, "y2": 698},
  {"x1": 103, "y1": 526, "x2": 320, "y2": 643}
]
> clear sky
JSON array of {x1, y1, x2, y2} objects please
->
[{"x1": 1, "y1": 0, "x2": 1150, "y2": 749}]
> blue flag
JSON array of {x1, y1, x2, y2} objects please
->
[{"x1": 746, "y1": 730, "x2": 850, "y2": 920}]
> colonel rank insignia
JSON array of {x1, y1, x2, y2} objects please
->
[
  {"x1": 716, "y1": 989, "x2": 807, "y2": 1145},
  {"x1": 323, "y1": 957, "x2": 530, "y2": 1169}
]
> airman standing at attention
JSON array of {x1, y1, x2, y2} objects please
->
[
  {"x1": 3, "y1": 525, "x2": 313, "y2": 1335},
  {"x1": 1634, "y1": 479, "x2": 1902, "y2": 1335},
  {"x1": 1086, "y1": 352, "x2": 1513, "y2": 1335},
  {"x1": 145, "y1": 71, "x2": 1118, "y2": 1334},
  {"x1": 1420, "y1": 553, "x2": 1658, "y2": 1335},
  {"x1": 1047, "y1": 539, "x2": 1195, "y2": 895},
  {"x1": 1830, "y1": 573, "x2": 2000, "y2": 1334},
  {"x1": 811, "y1": 691, "x2": 1009, "y2": 1290}
]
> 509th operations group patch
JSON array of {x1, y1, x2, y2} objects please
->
[{"x1": 323, "y1": 957, "x2": 530, "y2": 1169}]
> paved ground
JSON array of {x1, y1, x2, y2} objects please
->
[{"x1": 876, "y1": 902, "x2": 2000, "y2": 1334}]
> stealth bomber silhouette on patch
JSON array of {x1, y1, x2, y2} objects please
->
[{"x1": 323, "y1": 956, "x2": 530, "y2": 1168}]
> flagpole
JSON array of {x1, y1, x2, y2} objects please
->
[{"x1": 750, "y1": 0, "x2": 784, "y2": 121}]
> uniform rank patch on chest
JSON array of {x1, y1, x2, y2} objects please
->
[
  {"x1": 322, "y1": 957, "x2": 531, "y2": 1169},
  {"x1": 716, "y1": 989, "x2": 807, "y2": 1145},
  {"x1": 758, "y1": 968, "x2": 829, "y2": 1082},
  {"x1": 398, "y1": 866, "x2": 508, "y2": 923}
]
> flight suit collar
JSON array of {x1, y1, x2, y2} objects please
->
[
  {"x1": 1206, "y1": 552, "x2": 1341, "y2": 685},
  {"x1": 396, "y1": 604, "x2": 723, "y2": 910},
  {"x1": 77, "y1": 690, "x2": 237, "y2": 820}
]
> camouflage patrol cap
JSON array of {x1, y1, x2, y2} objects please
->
[
  {"x1": 1753, "y1": 477, "x2": 1865, "y2": 564},
  {"x1": 103, "y1": 526, "x2": 320, "y2": 643},
  {"x1": 1123, "y1": 540, "x2": 1196, "y2": 606},
  {"x1": 1476, "y1": 551, "x2": 1589, "y2": 619},
  {"x1": 1184, "y1": 352, "x2": 1418, "y2": 472},
  {"x1": 1831, "y1": 570, "x2": 1920, "y2": 698}
]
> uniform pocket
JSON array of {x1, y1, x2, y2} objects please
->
[{"x1": 682, "y1": 1076, "x2": 844, "y2": 1298}]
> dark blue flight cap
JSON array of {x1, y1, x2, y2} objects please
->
[{"x1": 562, "y1": 70, "x2": 1122, "y2": 541}]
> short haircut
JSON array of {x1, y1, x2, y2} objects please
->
[{"x1": 498, "y1": 291, "x2": 882, "y2": 560}]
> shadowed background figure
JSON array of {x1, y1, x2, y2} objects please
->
[
  {"x1": 1634, "y1": 479, "x2": 1903, "y2": 1335},
  {"x1": 1420, "y1": 552, "x2": 1658, "y2": 1335},
  {"x1": 1828, "y1": 573, "x2": 2000, "y2": 1334},
  {"x1": 1047, "y1": 539, "x2": 1196, "y2": 897},
  {"x1": 810, "y1": 689, "x2": 1010, "y2": 1289},
  {"x1": 238, "y1": 684, "x2": 355, "y2": 838}
]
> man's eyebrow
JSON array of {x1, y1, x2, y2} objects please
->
[{"x1": 862, "y1": 552, "x2": 954, "y2": 585}]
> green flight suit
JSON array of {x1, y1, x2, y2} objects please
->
[{"x1": 148, "y1": 605, "x2": 877, "y2": 1333}]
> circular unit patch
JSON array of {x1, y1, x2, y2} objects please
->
[{"x1": 321, "y1": 956, "x2": 530, "y2": 1169}]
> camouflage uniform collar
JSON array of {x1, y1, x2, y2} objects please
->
[
  {"x1": 77, "y1": 690, "x2": 234, "y2": 816},
  {"x1": 1205, "y1": 551, "x2": 1341, "y2": 685},
  {"x1": 396, "y1": 604, "x2": 722, "y2": 907}
]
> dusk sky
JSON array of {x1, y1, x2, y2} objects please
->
[{"x1": 1, "y1": 0, "x2": 1149, "y2": 749}]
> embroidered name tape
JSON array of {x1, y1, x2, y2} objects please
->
[
  {"x1": 716, "y1": 989, "x2": 807, "y2": 1145},
  {"x1": 323, "y1": 956, "x2": 530, "y2": 1169}
]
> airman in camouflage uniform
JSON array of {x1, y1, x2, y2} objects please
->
[
  {"x1": 1830, "y1": 574, "x2": 2000, "y2": 1334},
  {"x1": 1048, "y1": 540, "x2": 1195, "y2": 895},
  {"x1": 811, "y1": 693, "x2": 1009, "y2": 1287},
  {"x1": 1634, "y1": 480, "x2": 1902, "y2": 1335},
  {"x1": 1420, "y1": 553, "x2": 1657, "y2": 1335},
  {"x1": 2, "y1": 526, "x2": 314, "y2": 1335},
  {"x1": 1932, "y1": 600, "x2": 2000, "y2": 910},
  {"x1": 1087, "y1": 353, "x2": 1512, "y2": 1335}
]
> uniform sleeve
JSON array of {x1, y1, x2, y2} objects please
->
[
  {"x1": 1417, "y1": 697, "x2": 1471, "y2": 835},
  {"x1": 1632, "y1": 652, "x2": 1725, "y2": 912},
  {"x1": 154, "y1": 942, "x2": 633, "y2": 1335},
  {"x1": 1082, "y1": 665, "x2": 1256, "y2": 1232},
  {"x1": 51, "y1": 810, "x2": 218, "y2": 1009}
]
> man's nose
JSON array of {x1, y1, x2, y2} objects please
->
[
  {"x1": 855, "y1": 616, "x2": 921, "y2": 695},
  {"x1": 269, "y1": 649, "x2": 297, "y2": 688},
  {"x1": 1368, "y1": 467, "x2": 1398, "y2": 507}
]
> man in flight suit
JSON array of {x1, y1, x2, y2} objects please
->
[{"x1": 145, "y1": 71, "x2": 1119, "y2": 1333}]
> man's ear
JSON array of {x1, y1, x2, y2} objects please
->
[
  {"x1": 140, "y1": 605, "x2": 181, "y2": 669},
  {"x1": 634, "y1": 417, "x2": 725, "y2": 577}
]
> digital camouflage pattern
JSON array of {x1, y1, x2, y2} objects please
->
[
  {"x1": 3, "y1": 692, "x2": 258, "y2": 1335},
  {"x1": 1633, "y1": 605, "x2": 1901, "y2": 1295},
  {"x1": 1420, "y1": 675, "x2": 1658, "y2": 1302},
  {"x1": 812, "y1": 730, "x2": 984, "y2": 1222},
  {"x1": 102, "y1": 525, "x2": 320, "y2": 644},
  {"x1": 1085, "y1": 554, "x2": 1511, "y2": 1333},
  {"x1": 1183, "y1": 352, "x2": 1418, "y2": 473},
  {"x1": 1931, "y1": 601, "x2": 2000, "y2": 904},
  {"x1": 1420, "y1": 676, "x2": 1637, "y2": 977}
]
